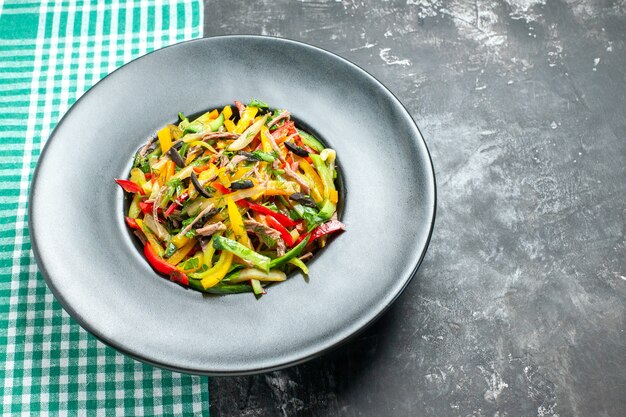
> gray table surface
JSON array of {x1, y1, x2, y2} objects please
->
[{"x1": 204, "y1": 1, "x2": 626, "y2": 416}]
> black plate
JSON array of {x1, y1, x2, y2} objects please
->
[{"x1": 29, "y1": 36, "x2": 436, "y2": 375}]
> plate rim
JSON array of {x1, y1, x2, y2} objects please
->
[{"x1": 29, "y1": 34, "x2": 437, "y2": 375}]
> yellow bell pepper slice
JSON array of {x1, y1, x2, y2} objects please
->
[
  {"x1": 296, "y1": 158, "x2": 324, "y2": 203},
  {"x1": 263, "y1": 180, "x2": 299, "y2": 196},
  {"x1": 298, "y1": 158, "x2": 324, "y2": 191},
  {"x1": 231, "y1": 166, "x2": 252, "y2": 181},
  {"x1": 234, "y1": 106, "x2": 258, "y2": 134},
  {"x1": 157, "y1": 126, "x2": 173, "y2": 154},
  {"x1": 198, "y1": 164, "x2": 218, "y2": 181},
  {"x1": 202, "y1": 235, "x2": 218, "y2": 269},
  {"x1": 225, "y1": 197, "x2": 261, "y2": 289},
  {"x1": 129, "y1": 168, "x2": 147, "y2": 186},
  {"x1": 141, "y1": 180, "x2": 153, "y2": 196},
  {"x1": 311, "y1": 187, "x2": 323, "y2": 203},
  {"x1": 166, "y1": 238, "x2": 196, "y2": 265},
  {"x1": 224, "y1": 119, "x2": 237, "y2": 132},
  {"x1": 208, "y1": 109, "x2": 219, "y2": 119},
  {"x1": 227, "y1": 196, "x2": 251, "y2": 248},
  {"x1": 329, "y1": 189, "x2": 339, "y2": 204},
  {"x1": 198, "y1": 251, "x2": 233, "y2": 289},
  {"x1": 221, "y1": 105, "x2": 233, "y2": 120},
  {"x1": 260, "y1": 126, "x2": 273, "y2": 153},
  {"x1": 169, "y1": 124, "x2": 183, "y2": 140},
  {"x1": 217, "y1": 168, "x2": 231, "y2": 187},
  {"x1": 190, "y1": 140, "x2": 217, "y2": 154},
  {"x1": 159, "y1": 160, "x2": 175, "y2": 185},
  {"x1": 151, "y1": 156, "x2": 168, "y2": 175},
  {"x1": 171, "y1": 234, "x2": 191, "y2": 249}
]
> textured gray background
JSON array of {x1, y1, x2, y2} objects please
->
[{"x1": 205, "y1": 0, "x2": 626, "y2": 415}]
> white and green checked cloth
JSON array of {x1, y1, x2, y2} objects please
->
[{"x1": 0, "y1": 1, "x2": 210, "y2": 415}]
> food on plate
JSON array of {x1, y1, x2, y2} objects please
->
[{"x1": 116, "y1": 99, "x2": 344, "y2": 295}]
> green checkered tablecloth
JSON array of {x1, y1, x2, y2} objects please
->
[{"x1": 0, "y1": 1, "x2": 210, "y2": 415}]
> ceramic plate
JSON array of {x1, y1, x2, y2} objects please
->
[{"x1": 30, "y1": 36, "x2": 436, "y2": 375}]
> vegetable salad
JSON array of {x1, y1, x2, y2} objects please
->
[{"x1": 116, "y1": 100, "x2": 344, "y2": 295}]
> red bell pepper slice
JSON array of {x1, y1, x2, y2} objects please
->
[
  {"x1": 164, "y1": 202, "x2": 178, "y2": 217},
  {"x1": 265, "y1": 215, "x2": 294, "y2": 247},
  {"x1": 271, "y1": 120, "x2": 294, "y2": 139},
  {"x1": 236, "y1": 200, "x2": 298, "y2": 228},
  {"x1": 212, "y1": 182, "x2": 231, "y2": 195},
  {"x1": 114, "y1": 178, "x2": 145, "y2": 195},
  {"x1": 143, "y1": 242, "x2": 188, "y2": 285},
  {"x1": 296, "y1": 220, "x2": 345, "y2": 245},
  {"x1": 164, "y1": 192, "x2": 188, "y2": 217},
  {"x1": 139, "y1": 201, "x2": 154, "y2": 215},
  {"x1": 125, "y1": 217, "x2": 140, "y2": 230}
]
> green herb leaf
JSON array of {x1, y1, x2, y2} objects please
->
[
  {"x1": 180, "y1": 256, "x2": 200, "y2": 270},
  {"x1": 164, "y1": 242, "x2": 177, "y2": 258},
  {"x1": 181, "y1": 217, "x2": 196, "y2": 227},
  {"x1": 261, "y1": 202, "x2": 279, "y2": 212},
  {"x1": 248, "y1": 99, "x2": 269, "y2": 109},
  {"x1": 293, "y1": 204, "x2": 324, "y2": 230},
  {"x1": 167, "y1": 178, "x2": 184, "y2": 198},
  {"x1": 260, "y1": 234, "x2": 277, "y2": 248}
]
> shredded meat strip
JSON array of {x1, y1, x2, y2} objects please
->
[
  {"x1": 244, "y1": 219, "x2": 282, "y2": 241},
  {"x1": 201, "y1": 131, "x2": 239, "y2": 140},
  {"x1": 276, "y1": 239, "x2": 286, "y2": 257},
  {"x1": 226, "y1": 154, "x2": 248, "y2": 173},
  {"x1": 139, "y1": 135, "x2": 157, "y2": 157},
  {"x1": 283, "y1": 165, "x2": 310, "y2": 194},
  {"x1": 180, "y1": 204, "x2": 215, "y2": 236},
  {"x1": 195, "y1": 221, "x2": 227, "y2": 237},
  {"x1": 152, "y1": 186, "x2": 167, "y2": 222},
  {"x1": 244, "y1": 219, "x2": 287, "y2": 257},
  {"x1": 265, "y1": 131, "x2": 284, "y2": 160},
  {"x1": 298, "y1": 252, "x2": 313, "y2": 261},
  {"x1": 268, "y1": 110, "x2": 290, "y2": 128}
]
